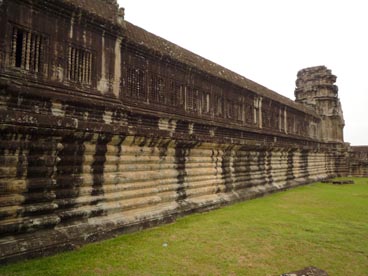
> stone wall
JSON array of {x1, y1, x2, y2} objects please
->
[
  {"x1": 0, "y1": 0, "x2": 351, "y2": 263},
  {"x1": 349, "y1": 146, "x2": 368, "y2": 177},
  {"x1": 0, "y1": 83, "x2": 345, "y2": 262},
  {"x1": 295, "y1": 66, "x2": 345, "y2": 143}
]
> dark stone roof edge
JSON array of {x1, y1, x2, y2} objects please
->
[
  {"x1": 41, "y1": 0, "x2": 125, "y2": 33},
  {"x1": 124, "y1": 21, "x2": 318, "y2": 117}
]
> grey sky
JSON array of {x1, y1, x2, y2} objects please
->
[{"x1": 118, "y1": 0, "x2": 368, "y2": 145}]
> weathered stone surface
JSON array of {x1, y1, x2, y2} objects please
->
[
  {"x1": 0, "y1": 0, "x2": 361, "y2": 263},
  {"x1": 295, "y1": 66, "x2": 345, "y2": 143},
  {"x1": 349, "y1": 146, "x2": 368, "y2": 176},
  {"x1": 332, "y1": 180, "x2": 354, "y2": 185},
  {"x1": 322, "y1": 179, "x2": 354, "y2": 184}
]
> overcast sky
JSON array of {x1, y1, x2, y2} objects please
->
[{"x1": 118, "y1": 0, "x2": 368, "y2": 145}]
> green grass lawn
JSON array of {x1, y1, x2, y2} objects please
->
[{"x1": 1, "y1": 178, "x2": 367, "y2": 276}]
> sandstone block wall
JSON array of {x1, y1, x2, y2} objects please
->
[
  {"x1": 349, "y1": 147, "x2": 368, "y2": 177},
  {"x1": 0, "y1": 84, "x2": 345, "y2": 262},
  {"x1": 295, "y1": 66, "x2": 345, "y2": 143},
  {"x1": 0, "y1": 0, "x2": 352, "y2": 263}
]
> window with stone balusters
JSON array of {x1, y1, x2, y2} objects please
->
[
  {"x1": 149, "y1": 74, "x2": 165, "y2": 104},
  {"x1": 10, "y1": 26, "x2": 45, "y2": 73},
  {"x1": 67, "y1": 45, "x2": 93, "y2": 84},
  {"x1": 127, "y1": 67, "x2": 146, "y2": 100},
  {"x1": 168, "y1": 80, "x2": 184, "y2": 107},
  {"x1": 186, "y1": 86, "x2": 198, "y2": 112}
]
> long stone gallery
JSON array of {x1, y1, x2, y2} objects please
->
[{"x1": 0, "y1": 0, "x2": 367, "y2": 263}]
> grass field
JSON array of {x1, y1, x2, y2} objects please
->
[{"x1": 1, "y1": 178, "x2": 367, "y2": 276}]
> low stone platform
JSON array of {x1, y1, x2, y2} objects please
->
[
  {"x1": 332, "y1": 180, "x2": 354, "y2": 185},
  {"x1": 321, "y1": 179, "x2": 354, "y2": 185},
  {"x1": 281, "y1": 266, "x2": 328, "y2": 276}
]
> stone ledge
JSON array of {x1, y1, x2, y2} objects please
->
[
  {"x1": 332, "y1": 180, "x2": 354, "y2": 185},
  {"x1": 321, "y1": 179, "x2": 354, "y2": 185}
]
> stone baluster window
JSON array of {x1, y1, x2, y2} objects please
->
[
  {"x1": 253, "y1": 97, "x2": 262, "y2": 128},
  {"x1": 186, "y1": 87, "x2": 198, "y2": 112},
  {"x1": 127, "y1": 67, "x2": 146, "y2": 99},
  {"x1": 168, "y1": 81, "x2": 184, "y2": 107},
  {"x1": 287, "y1": 112, "x2": 295, "y2": 134},
  {"x1": 215, "y1": 95, "x2": 223, "y2": 117},
  {"x1": 149, "y1": 74, "x2": 165, "y2": 104},
  {"x1": 278, "y1": 108, "x2": 284, "y2": 132},
  {"x1": 270, "y1": 104, "x2": 280, "y2": 129},
  {"x1": 237, "y1": 101, "x2": 243, "y2": 122},
  {"x1": 201, "y1": 92, "x2": 210, "y2": 114},
  {"x1": 226, "y1": 99, "x2": 234, "y2": 119},
  {"x1": 244, "y1": 103, "x2": 251, "y2": 124},
  {"x1": 67, "y1": 46, "x2": 92, "y2": 84},
  {"x1": 10, "y1": 27, "x2": 44, "y2": 73}
]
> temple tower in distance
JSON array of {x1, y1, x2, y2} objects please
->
[{"x1": 295, "y1": 66, "x2": 345, "y2": 143}]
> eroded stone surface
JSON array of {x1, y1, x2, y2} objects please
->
[
  {"x1": 350, "y1": 146, "x2": 368, "y2": 177},
  {"x1": 0, "y1": 0, "x2": 360, "y2": 263},
  {"x1": 295, "y1": 66, "x2": 344, "y2": 143},
  {"x1": 332, "y1": 180, "x2": 354, "y2": 185}
]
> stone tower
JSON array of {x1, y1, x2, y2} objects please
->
[{"x1": 295, "y1": 66, "x2": 344, "y2": 143}]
